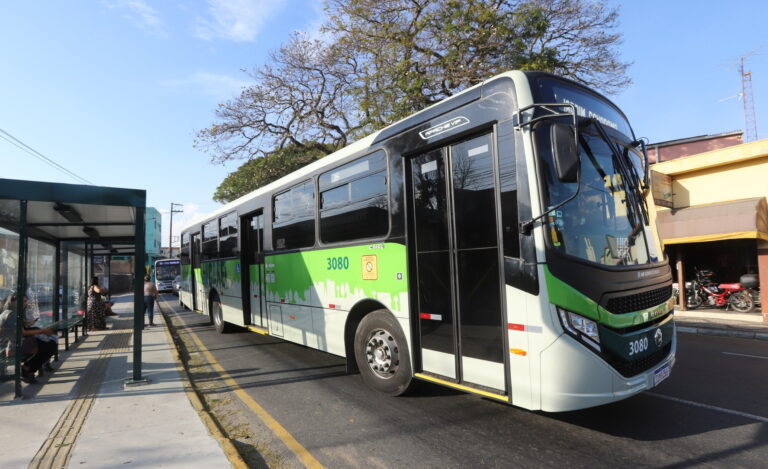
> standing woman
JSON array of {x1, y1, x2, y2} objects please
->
[
  {"x1": 144, "y1": 275, "x2": 158, "y2": 327},
  {"x1": 87, "y1": 277, "x2": 108, "y2": 330}
]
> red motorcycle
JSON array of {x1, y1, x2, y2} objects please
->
[{"x1": 685, "y1": 269, "x2": 755, "y2": 313}]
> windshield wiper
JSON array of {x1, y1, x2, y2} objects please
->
[{"x1": 582, "y1": 118, "x2": 649, "y2": 228}]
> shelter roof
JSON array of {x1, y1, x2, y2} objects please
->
[{"x1": 0, "y1": 178, "x2": 146, "y2": 255}]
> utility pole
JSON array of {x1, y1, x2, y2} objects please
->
[{"x1": 169, "y1": 203, "x2": 183, "y2": 258}]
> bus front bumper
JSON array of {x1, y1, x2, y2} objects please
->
[{"x1": 539, "y1": 324, "x2": 677, "y2": 412}]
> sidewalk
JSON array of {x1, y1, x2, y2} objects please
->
[
  {"x1": 674, "y1": 306, "x2": 768, "y2": 341},
  {"x1": 0, "y1": 295, "x2": 232, "y2": 469}
]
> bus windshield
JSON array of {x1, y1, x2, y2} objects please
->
[
  {"x1": 534, "y1": 79, "x2": 657, "y2": 266},
  {"x1": 155, "y1": 260, "x2": 180, "y2": 280},
  {"x1": 540, "y1": 127, "x2": 654, "y2": 265}
]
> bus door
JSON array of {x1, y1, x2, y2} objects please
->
[
  {"x1": 191, "y1": 232, "x2": 203, "y2": 312},
  {"x1": 244, "y1": 211, "x2": 266, "y2": 328},
  {"x1": 409, "y1": 132, "x2": 506, "y2": 392}
]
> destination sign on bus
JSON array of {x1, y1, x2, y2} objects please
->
[{"x1": 540, "y1": 78, "x2": 632, "y2": 137}]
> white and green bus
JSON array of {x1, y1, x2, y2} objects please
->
[{"x1": 179, "y1": 71, "x2": 675, "y2": 412}]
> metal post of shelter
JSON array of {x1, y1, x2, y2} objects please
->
[
  {"x1": 86, "y1": 243, "x2": 91, "y2": 289},
  {"x1": 13, "y1": 200, "x2": 28, "y2": 398},
  {"x1": 107, "y1": 254, "x2": 111, "y2": 301},
  {"x1": 53, "y1": 242, "x2": 61, "y2": 362},
  {"x1": 62, "y1": 244, "x2": 69, "y2": 351},
  {"x1": 127, "y1": 206, "x2": 147, "y2": 386}
]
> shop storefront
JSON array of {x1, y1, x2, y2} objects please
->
[{"x1": 651, "y1": 139, "x2": 768, "y2": 320}]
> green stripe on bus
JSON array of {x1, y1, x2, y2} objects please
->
[
  {"x1": 264, "y1": 243, "x2": 408, "y2": 313},
  {"x1": 545, "y1": 266, "x2": 674, "y2": 329}
]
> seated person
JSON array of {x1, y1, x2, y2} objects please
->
[
  {"x1": 0, "y1": 293, "x2": 55, "y2": 383},
  {"x1": 24, "y1": 298, "x2": 58, "y2": 376},
  {"x1": 104, "y1": 296, "x2": 116, "y2": 316}
]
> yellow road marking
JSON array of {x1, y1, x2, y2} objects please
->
[
  {"x1": 414, "y1": 373, "x2": 509, "y2": 402},
  {"x1": 184, "y1": 324, "x2": 324, "y2": 469}
]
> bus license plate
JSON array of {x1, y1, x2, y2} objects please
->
[{"x1": 653, "y1": 363, "x2": 670, "y2": 386}]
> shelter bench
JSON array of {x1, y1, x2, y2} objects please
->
[{"x1": 49, "y1": 315, "x2": 87, "y2": 351}]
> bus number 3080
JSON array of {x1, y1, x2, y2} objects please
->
[
  {"x1": 628, "y1": 337, "x2": 649, "y2": 356},
  {"x1": 327, "y1": 256, "x2": 350, "y2": 270}
]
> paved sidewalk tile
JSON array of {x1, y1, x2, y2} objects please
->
[{"x1": 0, "y1": 295, "x2": 231, "y2": 469}]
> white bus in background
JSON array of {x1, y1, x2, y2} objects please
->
[{"x1": 154, "y1": 258, "x2": 181, "y2": 293}]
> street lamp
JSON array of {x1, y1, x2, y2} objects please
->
[{"x1": 169, "y1": 203, "x2": 183, "y2": 258}]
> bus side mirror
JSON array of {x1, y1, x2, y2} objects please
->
[{"x1": 550, "y1": 123, "x2": 579, "y2": 183}]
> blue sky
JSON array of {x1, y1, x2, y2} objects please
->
[{"x1": 1, "y1": 1, "x2": 766, "y2": 246}]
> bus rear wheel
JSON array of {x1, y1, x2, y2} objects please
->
[
  {"x1": 211, "y1": 299, "x2": 234, "y2": 334},
  {"x1": 354, "y1": 309, "x2": 413, "y2": 396}
]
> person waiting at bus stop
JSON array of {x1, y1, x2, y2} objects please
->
[
  {"x1": 0, "y1": 293, "x2": 55, "y2": 383},
  {"x1": 87, "y1": 277, "x2": 109, "y2": 330},
  {"x1": 144, "y1": 275, "x2": 158, "y2": 327}
]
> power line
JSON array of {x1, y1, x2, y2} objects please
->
[{"x1": 0, "y1": 127, "x2": 94, "y2": 185}]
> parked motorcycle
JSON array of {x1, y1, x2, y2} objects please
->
[
  {"x1": 685, "y1": 269, "x2": 755, "y2": 313},
  {"x1": 740, "y1": 273, "x2": 761, "y2": 309}
]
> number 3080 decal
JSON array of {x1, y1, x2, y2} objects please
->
[
  {"x1": 628, "y1": 337, "x2": 649, "y2": 356},
  {"x1": 326, "y1": 256, "x2": 350, "y2": 270}
]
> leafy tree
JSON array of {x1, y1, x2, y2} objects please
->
[
  {"x1": 325, "y1": 0, "x2": 630, "y2": 126},
  {"x1": 198, "y1": 0, "x2": 630, "y2": 199},
  {"x1": 213, "y1": 143, "x2": 335, "y2": 203}
]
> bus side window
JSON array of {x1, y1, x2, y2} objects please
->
[
  {"x1": 501, "y1": 121, "x2": 539, "y2": 295},
  {"x1": 318, "y1": 150, "x2": 388, "y2": 243},
  {"x1": 499, "y1": 126, "x2": 520, "y2": 258},
  {"x1": 202, "y1": 220, "x2": 218, "y2": 260},
  {"x1": 272, "y1": 180, "x2": 315, "y2": 250},
  {"x1": 181, "y1": 232, "x2": 190, "y2": 264},
  {"x1": 218, "y1": 211, "x2": 239, "y2": 258}
]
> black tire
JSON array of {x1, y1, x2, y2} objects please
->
[
  {"x1": 354, "y1": 309, "x2": 413, "y2": 396},
  {"x1": 211, "y1": 299, "x2": 234, "y2": 334},
  {"x1": 686, "y1": 292, "x2": 702, "y2": 309},
  {"x1": 729, "y1": 291, "x2": 754, "y2": 313}
]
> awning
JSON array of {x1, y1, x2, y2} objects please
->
[{"x1": 657, "y1": 197, "x2": 768, "y2": 244}]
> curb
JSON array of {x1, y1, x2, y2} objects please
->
[
  {"x1": 156, "y1": 299, "x2": 250, "y2": 469},
  {"x1": 677, "y1": 325, "x2": 768, "y2": 341}
]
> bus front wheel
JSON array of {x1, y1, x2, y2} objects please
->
[
  {"x1": 354, "y1": 309, "x2": 413, "y2": 396},
  {"x1": 211, "y1": 299, "x2": 234, "y2": 334}
]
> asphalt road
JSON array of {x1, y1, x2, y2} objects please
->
[{"x1": 159, "y1": 295, "x2": 768, "y2": 468}]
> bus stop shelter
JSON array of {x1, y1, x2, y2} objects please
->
[{"x1": 0, "y1": 178, "x2": 147, "y2": 397}]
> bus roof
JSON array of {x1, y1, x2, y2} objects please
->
[
  {"x1": 182, "y1": 70, "x2": 527, "y2": 233},
  {"x1": 155, "y1": 258, "x2": 180, "y2": 264}
]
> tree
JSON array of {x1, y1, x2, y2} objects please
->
[
  {"x1": 325, "y1": 0, "x2": 630, "y2": 126},
  {"x1": 198, "y1": 0, "x2": 630, "y2": 198},
  {"x1": 195, "y1": 32, "x2": 361, "y2": 164},
  {"x1": 212, "y1": 143, "x2": 334, "y2": 203}
]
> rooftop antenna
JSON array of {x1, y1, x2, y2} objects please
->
[{"x1": 730, "y1": 48, "x2": 760, "y2": 142}]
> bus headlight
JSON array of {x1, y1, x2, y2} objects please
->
[{"x1": 557, "y1": 307, "x2": 601, "y2": 351}]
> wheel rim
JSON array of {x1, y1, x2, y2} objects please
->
[
  {"x1": 365, "y1": 328, "x2": 399, "y2": 378},
  {"x1": 732, "y1": 293, "x2": 752, "y2": 311},
  {"x1": 213, "y1": 304, "x2": 222, "y2": 325}
]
